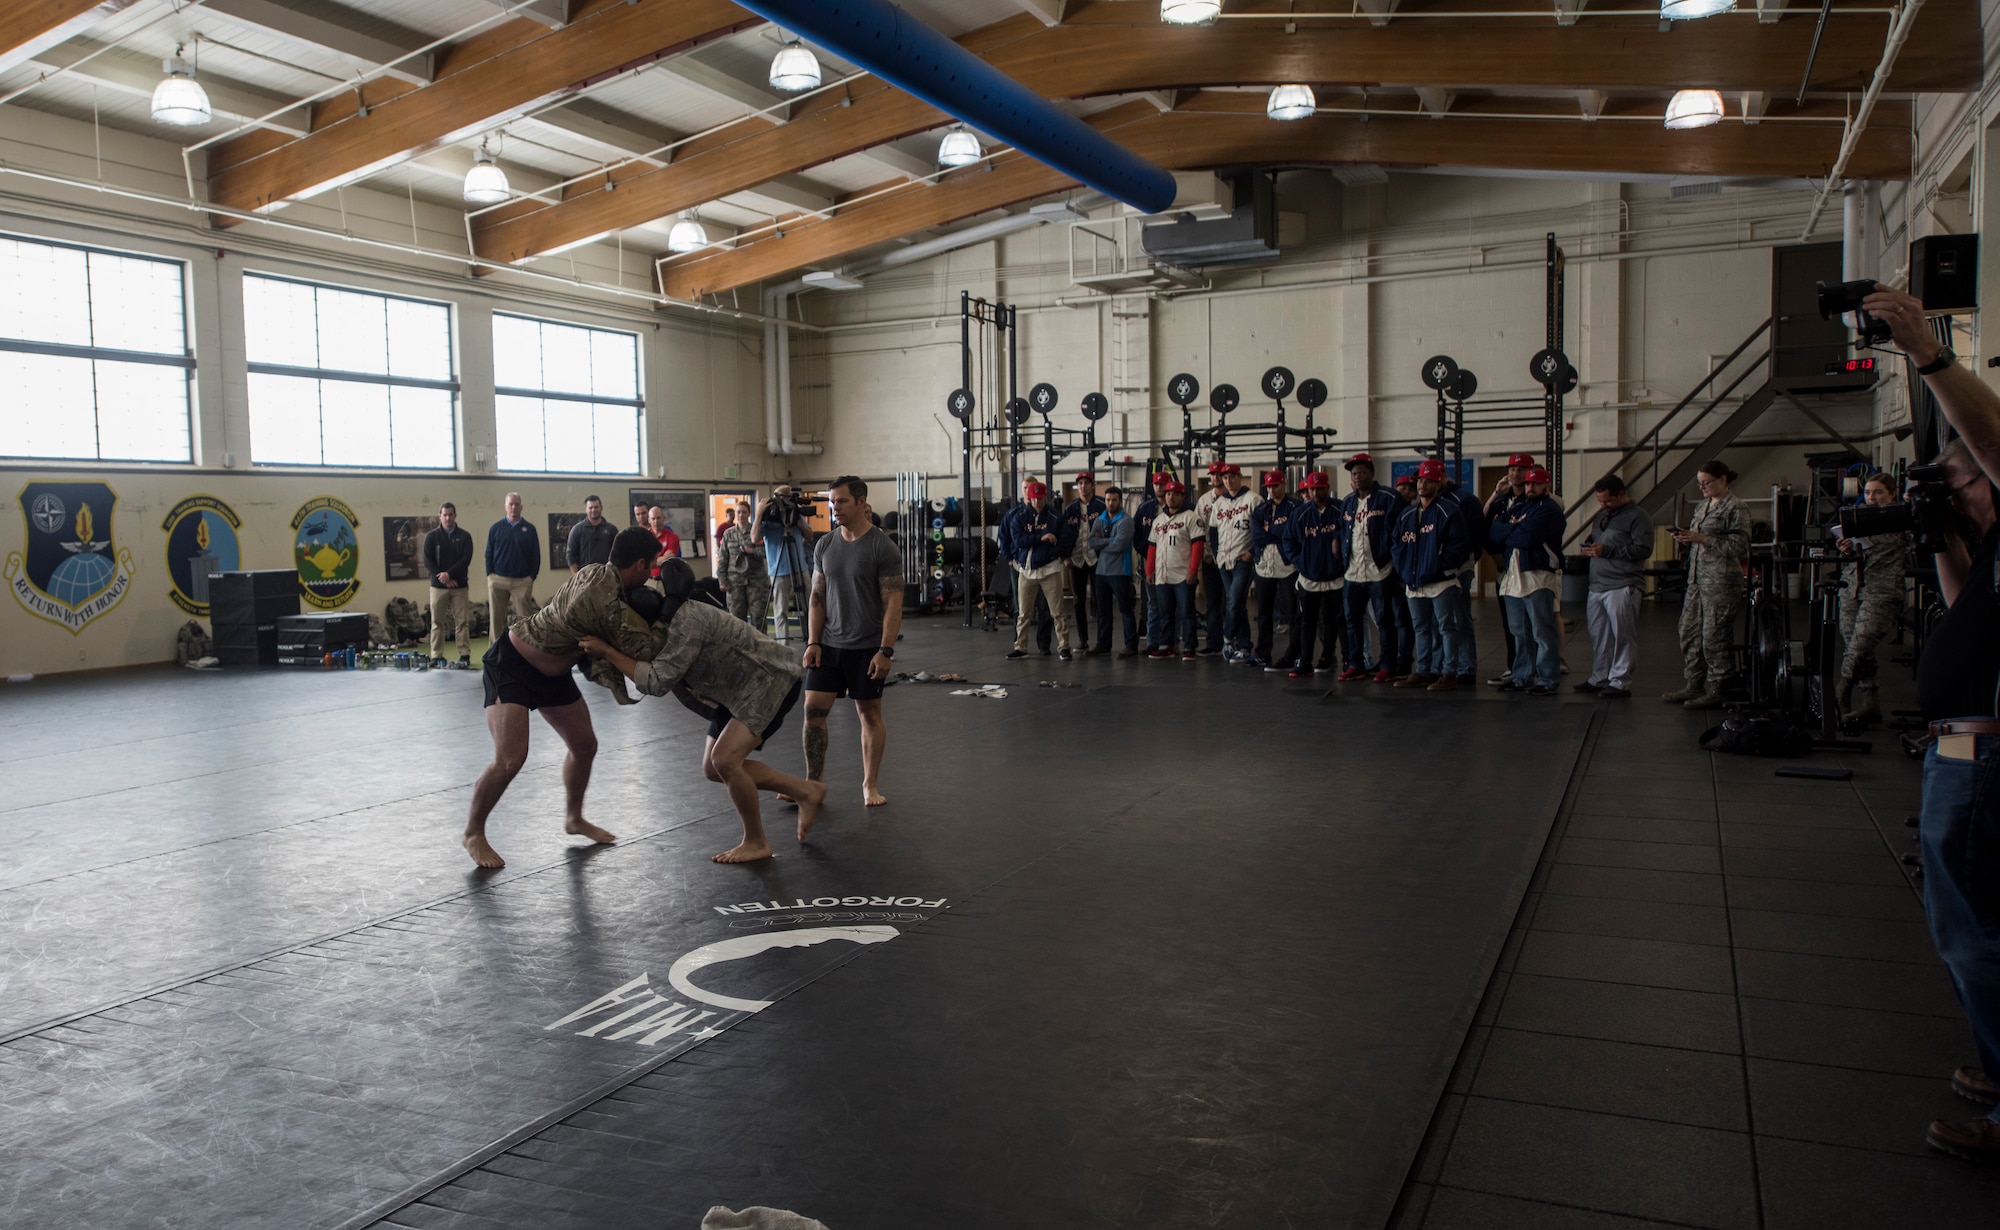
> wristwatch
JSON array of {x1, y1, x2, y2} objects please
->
[
  {"x1": 1916, "y1": 345, "x2": 1957, "y2": 376},
  {"x1": 877, "y1": 646, "x2": 895, "y2": 658}
]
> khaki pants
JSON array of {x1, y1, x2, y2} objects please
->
[
  {"x1": 1014, "y1": 565, "x2": 1073, "y2": 654},
  {"x1": 487, "y1": 573, "x2": 537, "y2": 633},
  {"x1": 429, "y1": 586, "x2": 471, "y2": 659}
]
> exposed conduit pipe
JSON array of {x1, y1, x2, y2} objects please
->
[
  {"x1": 763, "y1": 278, "x2": 821, "y2": 456},
  {"x1": 1799, "y1": 0, "x2": 1926, "y2": 241}
]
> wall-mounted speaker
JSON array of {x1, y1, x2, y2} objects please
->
[{"x1": 1912, "y1": 234, "x2": 1978, "y2": 313}]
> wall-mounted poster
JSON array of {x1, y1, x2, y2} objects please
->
[
  {"x1": 162, "y1": 494, "x2": 242, "y2": 616},
  {"x1": 383, "y1": 515, "x2": 441, "y2": 582},
  {"x1": 548, "y1": 511, "x2": 586, "y2": 571},
  {"x1": 708, "y1": 490, "x2": 755, "y2": 558},
  {"x1": 292, "y1": 496, "x2": 361, "y2": 610},
  {"x1": 628, "y1": 488, "x2": 707, "y2": 559},
  {"x1": 6, "y1": 480, "x2": 135, "y2": 634}
]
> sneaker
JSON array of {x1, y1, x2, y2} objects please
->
[
  {"x1": 1336, "y1": 667, "x2": 1368, "y2": 682},
  {"x1": 1196, "y1": 646, "x2": 1222, "y2": 658},
  {"x1": 1288, "y1": 667, "x2": 1315, "y2": 679},
  {"x1": 1146, "y1": 649, "x2": 1172, "y2": 660},
  {"x1": 1573, "y1": 681, "x2": 1602, "y2": 694},
  {"x1": 1486, "y1": 673, "x2": 1512, "y2": 686},
  {"x1": 1527, "y1": 683, "x2": 1557, "y2": 696},
  {"x1": 1927, "y1": 1117, "x2": 2000, "y2": 1162},
  {"x1": 1492, "y1": 679, "x2": 1524, "y2": 692},
  {"x1": 1426, "y1": 675, "x2": 1460, "y2": 693},
  {"x1": 1598, "y1": 686, "x2": 1632, "y2": 700},
  {"x1": 1006, "y1": 649, "x2": 1029, "y2": 659},
  {"x1": 1241, "y1": 655, "x2": 1265, "y2": 668},
  {"x1": 1181, "y1": 651, "x2": 1197, "y2": 661},
  {"x1": 1058, "y1": 650, "x2": 1073, "y2": 661},
  {"x1": 1371, "y1": 667, "x2": 1395, "y2": 683},
  {"x1": 1264, "y1": 662, "x2": 1291, "y2": 674},
  {"x1": 430, "y1": 656, "x2": 446, "y2": 668},
  {"x1": 1955, "y1": 1066, "x2": 2000, "y2": 1107}
]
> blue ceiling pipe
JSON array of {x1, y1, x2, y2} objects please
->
[{"x1": 733, "y1": 0, "x2": 1177, "y2": 215}]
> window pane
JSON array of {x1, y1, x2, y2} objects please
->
[
  {"x1": 94, "y1": 363, "x2": 190, "y2": 462},
  {"x1": 543, "y1": 400, "x2": 595, "y2": 472},
  {"x1": 493, "y1": 315, "x2": 541, "y2": 390},
  {"x1": 591, "y1": 404, "x2": 639, "y2": 474},
  {"x1": 0, "y1": 351, "x2": 97, "y2": 458},
  {"x1": 0, "y1": 238, "x2": 90, "y2": 347},
  {"x1": 244, "y1": 277, "x2": 318, "y2": 368},
  {"x1": 539, "y1": 321, "x2": 593, "y2": 397},
  {"x1": 495, "y1": 395, "x2": 546, "y2": 472},
  {"x1": 88, "y1": 252, "x2": 184, "y2": 355},
  {"x1": 590, "y1": 330, "x2": 638, "y2": 401},
  {"x1": 386, "y1": 298, "x2": 451, "y2": 382},
  {"x1": 319, "y1": 379, "x2": 392, "y2": 466},
  {"x1": 248, "y1": 372, "x2": 324, "y2": 465},
  {"x1": 315, "y1": 286, "x2": 388, "y2": 376},
  {"x1": 389, "y1": 385, "x2": 454, "y2": 468}
]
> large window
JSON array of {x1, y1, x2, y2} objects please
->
[
  {"x1": 245, "y1": 274, "x2": 457, "y2": 468},
  {"x1": 492, "y1": 312, "x2": 642, "y2": 474},
  {"x1": 0, "y1": 235, "x2": 193, "y2": 462}
]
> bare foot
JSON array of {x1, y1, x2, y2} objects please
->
[
  {"x1": 463, "y1": 833, "x2": 505, "y2": 869},
  {"x1": 564, "y1": 817, "x2": 617, "y2": 844},
  {"x1": 775, "y1": 793, "x2": 799, "y2": 807},
  {"x1": 863, "y1": 786, "x2": 887, "y2": 808},
  {"x1": 714, "y1": 840, "x2": 773, "y2": 863},
  {"x1": 796, "y1": 781, "x2": 829, "y2": 842}
]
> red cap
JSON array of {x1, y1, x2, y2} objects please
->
[
  {"x1": 1507, "y1": 453, "x2": 1535, "y2": 468},
  {"x1": 1343, "y1": 452, "x2": 1375, "y2": 471},
  {"x1": 1207, "y1": 461, "x2": 1229, "y2": 475},
  {"x1": 1394, "y1": 473, "x2": 1416, "y2": 487},
  {"x1": 1075, "y1": 471, "x2": 1095, "y2": 482},
  {"x1": 1521, "y1": 467, "x2": 1552, "y2": 485},
  {"x1": 1416, "y1": 458, "x2": 1448, "y2": 481},
  {"x1": 1151, "y1": 471, "x2": 1173, "y2": 485},
  {"x1": 1215, "y1": 463, "x2": 1241, "y2": 476},
  {"x1": 1024, "y1": 481, "x2": 1049, "y2": 499},
  {"x1": 1300, "y1": 471, "x2": 1330, "y2": 490},
  {"x1": 1162, "y1": 479, "x2": 1186, "y2": 494},
  {"x1": 1260, "y1": 469, "x2": 1285, "y2": 487}
]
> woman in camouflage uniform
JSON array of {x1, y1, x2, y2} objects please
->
[
  {"x1": 1664, "y1": 460, "x2": 1750, "y2": 709},
  {"x1": 1836, "y1": 472, "x2": 1906, "y2": 723}
]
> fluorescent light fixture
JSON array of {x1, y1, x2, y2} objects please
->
[
  {"x1": 667, "y1": 215, "x2": 709, "y2": 254},
  {"x1": 1664, "y1": 89, "x2": 1725, "y2": 130},
  {"x1": 1267, "y1": 84, "x2": 1317, "y2": 121},
  {"x1": 462, "y1": 141, "x2": 510, "y2": 206},
  {"x1": 1660, "y1": 0, "x2": 1734, "y2": 18},
  {"x1": 769, "y1": 42, "x2": 822, "y2": 92},
  {"x1": 937, "y1": 127, "x2": 983, "y2": 169},
  {"x1": 150, "y1": 50, "x2": 211, "y2": 127},
  {"x1": 1161, "y1": 0, "x2": 1223, "y2": 23},
  {"x1": 803, "y1": 270, "x2": 865, "y2": 290}
]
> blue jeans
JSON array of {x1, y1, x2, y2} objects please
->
[
  {"x1": 1408, "y1": 586, "x2": 1469, "y2": 676},
  {"x1": 1344, "y1": 579, "x2": 1406, "y2": 671},
  {"x1": 1159, "y1": 581, "x2": 1198, "y2": 652},
  {"x1": 1455, "y1": 568, "x2": 1479, "y2": 676},
  {"x1": 1199, "y1": 557, "x2": 1225, "y2": 650},
  {"x1": 1221, "y1": 563, "x2": 1254, "y2": 653},
  {"x1": 1922, "y1": 735, "x2": 2000, "y2": 1122},
  {"x1": 1502, "y1": 589, "x2": 1560, "y2": 686},
  {"x1": 1144, "y1": 580, "x2": 1166, "y2": 649}
]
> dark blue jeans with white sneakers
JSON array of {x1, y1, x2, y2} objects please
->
[{"x1": 1922, "y1": 731, "x2": 2000, "y2": 1123}]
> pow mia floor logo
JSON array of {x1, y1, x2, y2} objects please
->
[
  {"x1": 6, "y1": 481, "x2": 135, "y2": 634},
  {"x1": 292, "y1": 496, "x2": 360, "y2": 610},
  {"x1": 163, "y1": 495, "x2": 242, "y2": 616}
]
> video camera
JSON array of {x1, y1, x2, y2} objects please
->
[
  {"x1": 1836, "y1": 463, "x2": 1953, "y2": 553},
  {"x1": 1816, "y1": 279, "x2": 1892, "y2": 347},
  {"x1": 762, "y1": 488, "x2": 822, "y2": 530}
]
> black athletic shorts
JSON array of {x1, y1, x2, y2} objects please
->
[
  {"x1": 707, "y1": 679, "x2": 803, "y2": 750},
  {"x1": 482, "y1": 635, "x2": 583, "y2": 710},
  {"x1": 803, "y1": 645, "x2": 885, "y2": 701}
]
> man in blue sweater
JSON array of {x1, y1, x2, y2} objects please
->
[
  {"x1": 485, "y1": 491, "x2": 541, "y2": 634},
  {"x1": 1487, "y1": 466, "x2": 1567, "y2": 694},
  {"x1": 1390, "y1": 459, "x2": 1474, "y2": 692},
  {"x1": 1086, "y1": 485, "x2": 1139, "y2": 656},
  {"x1": 1000, "y1": 481, "x2": 1076, "y2": 660},
  {"x1": 1285, "y1": 470, "x2": 1346, "y2": 678},
  {"x1": 1338, "y1": 453, "x2": 1410, "y2": 682}
]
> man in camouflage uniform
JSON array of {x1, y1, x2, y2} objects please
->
[
  {"x1": 1837, "y1": 473, "x2": 1906, "y2": 723},
  {"x1": 1665, "y1": 462, "x2": 1750, "y2": 709},
  {"x1": 719, "y1": 502, "x2": 772, "y2": 633}
]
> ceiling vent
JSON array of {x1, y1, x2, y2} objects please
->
[{"x1": 1670, "y1": 177, "x2": 1723, "y2": 199}]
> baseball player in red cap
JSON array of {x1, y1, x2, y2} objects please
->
[
  {"x1": 1135, "y1": 470, "x2": 1176, "y2": 653},
  {"x1": 1250, "y1": 469, "x2": 1301, "y2": 671},
  {"x1": 1199, "y1": 462, "x2": 1259, "y2": 662},
  {"x1": 999, "y1": 479, "x2": 1076, "y2": 661},
  {"x1": 1338, "y1": 452, "x2": 1413, "y2": 682},
  {"x1": 1146, "y1": 480, "x2": 1204, "y2": 658},
  {"x1": 1282, "y1": 470, "x2": 1345, "y2": 676},
  {"x1": 1486, "y1": 465, "x2": 1566, "y2": 694},
  {"x1": 1482, "y1": 452, "x2": 1537, "y2": 684},
  {"x1": 1389, "y1": 458, "x2": 1475, "y2": 691}
]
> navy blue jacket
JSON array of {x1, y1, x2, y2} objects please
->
[
  {"x1": 1437, "y1": 485, "x2": 1485, "y2": 571},
  {"x1": 1487, "y1": 494, "x2": 1566, "y2": 575},
  {"x1": 1286, "y1": 497, "x2": 1346, "y2": 583},
  {"x1": 1339, "y1": 487, "x2": 1400, "y2": 570},
  {"x1": 1391, "y1": 497, "x2": 1474, "y2": 588},
  {"x1": 1062, "y1": 494, "x2": 1106, "y2": 561},
  {"x1": 1133, "y1": 495, "x2": 1162, "y2": 554},
  {"x1": 1250, "y1": 495, "x2": 1300, "y2": 566},
  {"x1": 485, "y1": 516, "x2": 541, "y2": 579},
  {"x1": 1000, "y1": 501, "x2": 1074, "y2": 571}
]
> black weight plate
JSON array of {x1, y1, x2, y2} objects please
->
[
  {"x1": 1029, "y1": 381, "x2": 1059, "y2": 415},
  {"x1": 1005, "y1": 397, "x2": 1032, "y2": 426},
  {"x1": 1080, "y1": 391, "x2": 1109, "y2": 421},
  {"x1": 1166, "y1": 372, "x2": 1200, "y2": 407},
  {"x1": 1446, "y1": 368, "x2": 1478, "y2": 402},
  {"x1": 1260, "y1": 366, "x2": 1295, "y2": 401},
  {"x1": 1420, "y1": 354, "x2": 1458, "y2": 391},
  {"x1": 946, "y1": 387, "x2": 975, "y2": 419},
  {"x1": 1529, "y1": 347, "x2": 1568, "y2": 386},
  {"x1": 1297, "y1": 377, "x2": 1328, "y2": 410},
  {"x1": 1559, "y1": 364, "x2": 1578, "y2": 395},
  {"x1": 1210, "y1": 383, "x2": 1241, "y2": 415}
]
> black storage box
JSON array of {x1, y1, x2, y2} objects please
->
[
  {"x1": 275, "y1": 613, "x2": 368, "y2": 646},
  {"x1": 214, "y1": 627, "x2": 280, "y2": 667},
  {"x1": 210, "y1": 570, "x2": 299, "y2": 634}
]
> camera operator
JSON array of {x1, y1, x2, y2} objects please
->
[
  {"x1": 1832, "y1": 472, "x2": 1905, "y2": 724},
  {"x1": 1866, "y1": 284, "x2": 2000, "y2": 1162},
  {"x1": 755, "y1": 485, "x2": 813, "y2": 645}
]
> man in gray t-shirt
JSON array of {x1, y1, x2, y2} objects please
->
[{"x1": 802, "y1": 476, "x2": 904, "y2": 808}]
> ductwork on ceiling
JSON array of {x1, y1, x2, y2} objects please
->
[{"x1": 1142, "y1": 171, "x2": 1281, "y2": 270}]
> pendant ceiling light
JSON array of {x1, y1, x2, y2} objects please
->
[
  {"x1": 937, "y1": 126, "x2": 983, "y2": 169},
  {"x1": 1660, "y1": 0, "x2": 1734, "y2": 18},
  {"x1": 1161, "y1": 0, "x2": 1224, "y2": 24},
  {"x1": 1267, "y1": 84, "x2": 1317, "y2": 121},
  {"x1": 150, "y1": 46, "x2": 212, "y2": 127},
  {"x1": 462, "y1": 139, "x2": 510, "y2": 206},
  {"x1": 1663, "y1": 88, "x2": 1725, "y2": 130},
  {"x1": 768, "y1": 40, "x2": 822, "y2": 92},
  {"x1": 667, "y1": 213, "x2": 709, "y2": 254}
]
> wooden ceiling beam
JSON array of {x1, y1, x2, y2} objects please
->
[
  {"x1": 657, "y1": 108, "x2": 1912, "y2": 299},
  {"x1": 0, "y1": 0, "x2": 143, "y2": 75},
  {"x1": 203, "y1": 0, "x2": 761, "y2": 223}
]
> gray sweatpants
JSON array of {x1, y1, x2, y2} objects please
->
[{"x1": 1585, "y1": 586, "x2": 1641, "y2": 690}]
